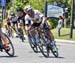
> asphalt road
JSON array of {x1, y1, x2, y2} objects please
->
[{"x1": 0, "y1": 37, "x2": 75, "y2": 63}]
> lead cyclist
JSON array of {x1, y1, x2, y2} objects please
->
[{"x1": 24, "y1": 5, "x2": 55, "y2": 47}]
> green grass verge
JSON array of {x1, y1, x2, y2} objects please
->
[{"x1": 51, "y1": 28, "x2": 75, "y2": 41}]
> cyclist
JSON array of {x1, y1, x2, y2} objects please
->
[
  {"x1": 10, "y1": 12, "x2": 18, "y2": 35},
  {"x1": 24, "y1": 5, "x2": 42, "y2": 43},
  {"x1": 16, "y1": 7, "x2": 26, "y2": 33},
  {"x1": 16, "y1": 7, "x2": 26, "y2": 41},
  {"x1": 24, "y1": 5, "x2": 55, "y2": 47},
  {"x1": 0, "y1": 22, "x2": 10, "y2": 51},
  {"x1": 41, "y1": 17, "x2": 54, "y2": 42}
]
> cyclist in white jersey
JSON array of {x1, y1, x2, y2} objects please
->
[
  {"x1": 10, "y1": 13, "x2": 18, "y2": 33},
  {"x1": 25, "y1": 6, "x2": 41, "y2": 33},
  {"x1": 25, "y1": 5, "x2": 54, "y2": 44}
]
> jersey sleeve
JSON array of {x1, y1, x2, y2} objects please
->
[{"x1": 25, "y1": 15, "x2": 30, "y2": 25}]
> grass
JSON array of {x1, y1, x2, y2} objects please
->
[{"x1": 51, "y1": 28, "x2": 75, "y2": 41}]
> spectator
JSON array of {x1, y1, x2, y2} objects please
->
[{"x1": 57, "y1": 16, "x2": 63, "y2": 37}]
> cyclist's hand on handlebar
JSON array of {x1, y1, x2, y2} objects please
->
[{"x1": 31, "y1": 18, "x2": 39, "y2": 23}]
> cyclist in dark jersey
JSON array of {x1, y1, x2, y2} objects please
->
[
  {"x1": 10, "y1": 13, "x2": 18, "y2": 34},
  {"x1": 16, "y1": 7, "x2": 26, "y2": 41},
  {"x1": 16, "y1": 7, "x2": 26, "y2": 33}
]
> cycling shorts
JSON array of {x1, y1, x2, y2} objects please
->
[
  {"x1": 32, "y1": 22, "x2": 41, "y2": 27},
  {"x1": 12, "y1": 21, "x2": 17, "y2": 25}
]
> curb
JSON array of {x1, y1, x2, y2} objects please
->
[
  {"x1": 2, "y1": 28, "x2": 75, "y2": 44},
  {"x1": 55, "y1": 39, "x2": 75, "y2": 44}
]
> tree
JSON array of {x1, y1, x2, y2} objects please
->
[
  {"x1": 14, "y1": 0, "x2": 74, "y2": 13},
  {"x1": 14, "y1": 0, "x2": 29, "y2": 8}
]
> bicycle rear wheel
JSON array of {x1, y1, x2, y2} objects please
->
[{"x1": 4, "y1": 34, "x2": 15, "y2": 57}]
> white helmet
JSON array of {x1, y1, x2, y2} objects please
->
[{"x1": 24, "y1": 5, "x2": 32, "y2": 12}]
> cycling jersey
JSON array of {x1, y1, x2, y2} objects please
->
[
  {"x1": 10, "y1": 16, "x2": 18, "y2": 24},
  {"x1": 18, "y1": 13, "x2": 26, "y2": 26},
  {"x1": 25, "y1": 10, "x2": 41, "y2": 27}
]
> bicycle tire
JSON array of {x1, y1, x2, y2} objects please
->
[
  {"x1": 28, "y1": 36, "x2": 38, "y2": 53},
  {"x1": 50, "y1": 45, "x2": 59, "y2": 57},
  {"x1": 37, "y1": 37, "x2": 49, "y2": 57},
  {"x1": 4, "y1": 34, "x2": 15, "y2": 57}
]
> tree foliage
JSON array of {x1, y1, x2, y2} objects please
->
[{"x1": 14, "y1": 0, "x2": 74, "y2": 13}]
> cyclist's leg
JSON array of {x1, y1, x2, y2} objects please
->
[
  {"x1": 5, "y1": 24, "x2": 9, "y2": 36},
  {"x1": 25, "y1": 24, "x2": 35, "y2": 40},
  {"x1": 46, "y1": 30, "x2": 54, "y2": 41},
  {"x1": 0, "y1": 30, "x2": 8, "y2": 46},
  {"x1": 0, "y1": 22, "x2": 8, "y2": 46},
  {"x1": 23, "y1": 23, "x2": 26, "y2": 34},
  {"x1": 43, "y1": 22, "x2": 54, "y2": 41},
  {"x1": 12, "y1": 22, "x2": 17, "y2": 33},
  {"x1": 9, "y1": 26, "x2": 13, "y2": 37},
  {"x1": 15, "y1": 23, "x2": 19, "y2": 34},
  {"x1": 0, "y1": 22, "x2": 10, "y2": 51},
  {"x1": 5, "y1": 23, "x2": 8, "y2": 32},
  {"x1": 31, "y1": 23, "x2": 41, "y2": 43}
]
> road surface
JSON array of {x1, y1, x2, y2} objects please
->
[{"x1": 0, "y1": 37, "x2": 75, "y2": 63}]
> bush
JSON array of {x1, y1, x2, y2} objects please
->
[{"x1": 49, "y1": 18, "x2": 58, "y2": 29}]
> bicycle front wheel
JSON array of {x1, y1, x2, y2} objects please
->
[
  {"x1": 28, "y1": 36, "x2": 38, "y2": 53},
  {"x1": 37, "y1": 38, "x2": 49, "y2": 58},
  {"x1": 4, "y1": 34, "x2": 15, "y2": 57}
]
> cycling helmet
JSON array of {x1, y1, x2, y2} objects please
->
[
  {"x1": 10, "y1": 12, "x2": 15, "y2": 16},
  {"x1": 24, "y1": 5, "x2": 32, "y2": 12},
  {"x1": 16, "y1": 7, "x2": 24, "y2": 12}
]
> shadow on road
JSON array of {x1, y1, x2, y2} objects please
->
[
  {"x1": 29, "y1": 51, "x2": 41, "y2": 53},
  {"x1": 39, "y1": 55, "x2": 65, "y2": 59},
  {"x1": 0, "y1": 55, "x2": 18, "y2": 58}
]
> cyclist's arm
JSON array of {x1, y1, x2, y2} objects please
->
[
  {"x1": 25, "y1": 15, "x2": 31, "y2": 31},
  {"x1": 31, "y1": 18, "x2": 39, "y2": 23},
  {"x1": 32, "y1": 13, "x2": 41, "y2": 23},
  {"x1": 41, "y1": 17, "x2": 47, "y2": 24}
]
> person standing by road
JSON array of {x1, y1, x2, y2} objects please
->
[{"x1": 57, "y1": 16, "x2": 63, "y2": 37}]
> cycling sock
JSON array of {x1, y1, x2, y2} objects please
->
[{"x1": 3, "y1": 38, "x2": 8, "y2": 47}]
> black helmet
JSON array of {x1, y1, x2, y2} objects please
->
[
  {"x1": 16, "y1": 7, "x2": 24, "y2": 12},
  {"x1": 10, "y1": 12, "x2": 15, "y2": 16}
]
